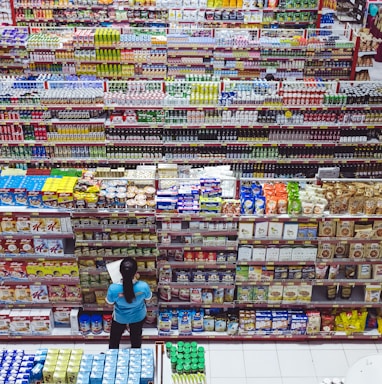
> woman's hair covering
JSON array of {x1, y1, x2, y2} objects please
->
[{"x1": 120, "y1": 257, "x2": 138, "y2": 303}]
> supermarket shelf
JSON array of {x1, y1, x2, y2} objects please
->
[
  {"x1": 235, "y1": 279, "x2": 379, "y2": 286},
  {"x1": 1, "y1": 254, "x2": 76, "y2": 261},
  {"x1": 158, "y1": 244, "x2": 238, "y2": 250},
  {"x1": 358, "y1": 51, "x2": 377, "y2": 57},
  {"x1": 0, "y1": 232, "x2": 73, "y2": 239},
  {"x1": 157, "y1": 282, "x2": 235, "y2": 289},
  {"x1": 73, "y1": 225, "x2": 156, "y2": 232},
  {"x1": 1, "y1": 327, "x2": 381, "y2": 341},
  {"x1": 237, "y1": 259, "x2": 382, "y2": 266},
  {"x1": 0, "y1": 302, "x2": 82, "y2": 308},
  {"x1": 157, "y1": 262, "x2": 236, "y2": 269},
  {"x1": 158, "y1": 301, "x2": 235, "y2": 308},
  {"x1": 0, "y1": 278, "x2": 80, "y2": 285},
  {"x1": 158, "y1": 230, "x2": 237, "y2": 236},
  {"x1": 78, "y1": 254, "x2": 158, "y2": 260},
  {"x1": 71, "y1": 209, "x2": 156, "y2": 217},
  {"x1": 76, "y1": 240, "x2": 157, "y2": 247},
  {"x1": 156, "y1": 214, "x2": 239, "y2": 221},
  {"x1": 238, "y1": 237, "x2": 382, "y2": 245}
]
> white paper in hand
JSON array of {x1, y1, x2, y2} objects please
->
[{"x1": 106, "y1": 259, "x2": 123, "y2": 284}]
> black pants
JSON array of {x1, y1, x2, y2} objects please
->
[{"x1": 109, "y1": 318, "x2": 145, "y2": 349}]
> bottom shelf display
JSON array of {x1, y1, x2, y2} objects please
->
[
  {"x1": 0, "y1": 347, "x2": 154, "y2": 384},
  {"x1": 2, "y1": 306, "x2": 382, "y2": 341}
]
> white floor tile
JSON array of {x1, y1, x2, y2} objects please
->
[
  {"x1": 345, "y1": 349, "x2": 380, "y2": 367},
  {"x1": 243, "y1": 342, "x2": 277, "y2": 351},
  {"x1": 311, "y1": 350, "x2": 349, "y2": 377},
  {"x1": 376, "y1": 343, "x2": 382, "y2": 351},
  {"x1": 244, "y1": 350, "x2": 281, "y2": 378},
  {"x1": 209, "y1": 341, "x2": 243, "y2": 351},
  {"x1": 210, "y1": 350, "x2": 246, "y2": 378},
  {"x1": 282, "y1": 378, "x2": 318, "y2": 384},
  {"x1": 309, "y1": 341, "x2": 343, "y2": 350},
  {"x1": 247, "y1": 379, "x2": 283, "y2": 384},
  {"x1": 276, "y1": 342, "x2": 311, "y2": 350},
  {"x1": 342, "y1": 342, "x2": 378, "y2": 351},
  {"x1": 278, "y1": 350, "x2": 315, "y2": 377},
  {"x1": 210, "y1": 379, "x2": 248, "y2": 384}
]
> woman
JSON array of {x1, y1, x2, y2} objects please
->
[{"x1": 106, "y1": 257, "x2": 152, "y2": 349}]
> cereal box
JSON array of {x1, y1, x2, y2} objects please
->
[
  {"x1": 4, "y1": 239, "x2": 19, "y2": 254},
  {"x1": 1, "y1": 216, "x2": 16, "y2": 233},
  {"x1": 47, "y1": 239, "x2": 65, "y2": 257},
  {"x1": 14, "y1": 285, "x2": 31, "y2": 303},
  {"x1": 53, "y1": 307, "x2": 71, "y2": 327},
  {"x1": 19, "y1": 238, "x2": 34, "y2": 254},
  {"x1": 9, "y1": 309, "x2": 31, "y2": 335},
  {"x1": 30, "y1": 308, "x2": 53, "y2": 335},
  {"x1": 45, "y1": 217, "x2": 62, "y2": 233},
  {"x1": 26, "y1": 262, "x2": 44, "y2": 278},
  {"x1": 27, "y1": 191, "x2": 43, "y2": 208},
  {"x1": 30, "y1": 217, "x2": 46, "y2": 233},
  {"x1": 48, "y1": 285, "x2": 66, "y2": 302},
  {"x1": 34, "y1": 238, "x2": 50, "y2": 256},
  {"x1": 0, "y1": 285, "x2": 14, "y2": 303},
  {"x1": 8, "y1": 261, "x2": 27, "y2": 280},
  {"x1": 30, "y1": 285, "x2": 49, "y2": 303},
  {"x1": 65, "y1": 286, "x2": 82, "y2": 302},
  {"x1": 60, "y1": 261, "x2": 79, "y2": 278},
  {"x1": 0, "y1": 309, "x2": 10, "y2": 334},
  {"x1": 0, "y1": 260, "x2": 9, "y2": 279}
]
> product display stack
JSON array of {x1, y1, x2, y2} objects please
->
[{"x1": 0, "y1": 0, "x2": 382, "y2": 382}]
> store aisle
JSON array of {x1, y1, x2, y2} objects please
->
[{"x1": 3, "y1": 340, "x2": 382, "y2": 384}]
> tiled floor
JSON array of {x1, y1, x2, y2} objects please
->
[{"x1": 3, "y1": 340, "x2": 382, "y2": 383}]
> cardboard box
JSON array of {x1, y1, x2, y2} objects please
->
[
  {"x1": 70, "y1": 308, "x2": 79, "y2": 334},
  {"x1": 297, "y1": 285, "x2": 312, "y2": 302},
  {"x1": 252, "y1": 247, "x2": 266, "y2": 261},
  {"x1": 53, "y1": 307, "x2": 71, "y2": 327},
  {"x1": 14, "y1": 285, "x2": 31, "y2": 303},
  {"x1": 30, "y1": 284, "x2": 49, "y2": 303},
  {"x1": 254, "y1": 222, "x2": 268, "y2": 239},
  {"x1": 0, "y1": 285, "x2": 14, "y2": 302},
  {"x1": 238, "y1": 222, "x2": 254, "y2": 239},
  {"x1": 267, "y1": 222, "x2": 283, "y2": 239},
  {"x1": 1, "y1": 216, "x2": 16, "y2": 233},
  {"x1": 248, "y1": 266, "x2": 262, "y2": 281},
  {"x1": 8, "y1": 261, "x2": 27, "y2": 280},
  {"x1": 282, "y1": 285, "x2": 298, "y2": 303},
  {"x1": 291, "y1": 247, "x2": 305, "y2": 261},
  {"x1": 9, "y1": 309, "x2": 31, "y2": 335},
  {"x1": 278, "y1": 247, "x2": 293, "y2": 261},
  {"x1": 16, "y1": 216, "x2": 31, "y2": 233},
  {"x1": 283, "y1": 223, "x2": 299, "y2": 240},
  {"x1": 0, "y1": 309, "x2": 10, "y2": 334},
  {"x1": 267, "y1": 285, "x2": 283, "y2": 304},
  {"x1": 47, "y1": 239, "x2": 65, "y2": 257},
  {"x1": 372, "y1": 264, "x2": 382, "y2": 281},
  {"x1": 19, "y1": 238, "x2": 34, "y2": 254},
  {"x1": 45, "y1": 217, "x2": 62, "y2": 232},
  {"x1": 34, "y1": 238, "x2": 50, "y2": 256},
  {"x1": 30, "y1": 308, "x2": 54, "y2": 335},
  {"x1": 30, "y1": 217, "x2": 46, "y2": 233},
  {"x1": 4, "y1": 239, "x2": 19, "y2": 254},
  {"x1": 266, "y1": 247, "x2": 279, "y2": 261},
  {"x1": 237, "y1": 245, "x2": 253, "y2": 261}
]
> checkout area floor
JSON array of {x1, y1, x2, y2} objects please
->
[{"x1": 3, "y1": 339, "x2": 382, "y2": 384}]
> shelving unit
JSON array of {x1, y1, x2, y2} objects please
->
[
  {"x1": 0, "y1": 26, "x2": 357, "y2": 80},
  {"x1": 10, "y1": 0, "x2": 323, "y2": 28}
]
